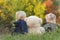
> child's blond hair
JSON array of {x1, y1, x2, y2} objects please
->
[
  {"x1": 16, "y1": 11, "x2": 26, "y2": 21},
  {"x1": 46, "y1": 13, "x2": 56, "y2": 24}
]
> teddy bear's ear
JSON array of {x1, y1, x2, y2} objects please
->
[
  {"x1": 24, "y1": 17, "x2": 28, "y2": 21},
  {"x1": 39, "y1": 18, "x2": 43, "y2": 24}
]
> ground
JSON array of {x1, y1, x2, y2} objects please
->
[{"x1": 0, "y1": 28, "x2": 60, "y2": 40}]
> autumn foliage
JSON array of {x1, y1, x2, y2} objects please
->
[{"x1": 44, "y1": 0, "x2": 55, "y2": 13}]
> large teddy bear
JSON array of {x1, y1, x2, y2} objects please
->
[{"x1": 25, "y1": 16, "x2": 45, "y2": 34}]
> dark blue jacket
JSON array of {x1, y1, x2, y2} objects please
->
[{"x1": 13, "y1": 20, "x2": 28, "y2": 34}]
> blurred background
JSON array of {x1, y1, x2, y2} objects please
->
[{"x1": 0, "y1": 0, "x2": 60, "y2": 34}]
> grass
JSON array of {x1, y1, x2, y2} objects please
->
[{"x1": 0, "y1": 28, "x2": 60, "y2": 40}]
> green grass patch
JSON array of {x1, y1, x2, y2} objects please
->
[{"x1": 0, "y1": 28, "x2": 60, "y2": 40}]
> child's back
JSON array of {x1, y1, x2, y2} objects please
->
[{"x1": 13, "y1": 19, "x2": 28, "y2": 34}]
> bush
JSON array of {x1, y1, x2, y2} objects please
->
[
  {"x1": 0, "y1": 0, "x2": 13, "y2": 34},
  {"x1": 11, "y1": 0, "x2": 46, "y2": 22}
]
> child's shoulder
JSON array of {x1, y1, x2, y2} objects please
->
[
  {"x1": 19, "y1": 20, "x2": 25, "y2": 22},
  {"x1": 14, "y1": 20, "x2": 26, "y2": 24},
  {"x1": 21, "y1": 20, "x2": 26, "y2": 23}
]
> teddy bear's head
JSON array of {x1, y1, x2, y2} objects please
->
[{"x1": 26, "y1": 16, "x2": 42, "y2": 28}]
